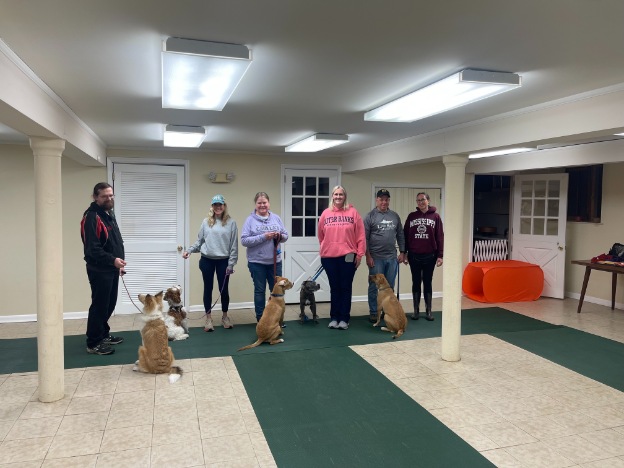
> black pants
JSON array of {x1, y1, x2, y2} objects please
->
[
  {"x1": 199, "y1": 256, "x2": 230, "y2": 313},
  {"x1": 86, "y1": 267, "x2": 119, "y2": 348},
  {"x1": 407, "y1": 252, "x2": 436, "y2": 299}
]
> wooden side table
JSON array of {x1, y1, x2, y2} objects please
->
[{"x1": 571, "y1": 260, "x2": 624, "y2": 313}]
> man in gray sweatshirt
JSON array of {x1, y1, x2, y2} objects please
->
[{"x1": 364, "y1": 189, "x2": 406, "y2": 322}]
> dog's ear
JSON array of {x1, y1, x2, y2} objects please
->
[
  {"x1": 155, "y1": 291, "x2": 164, "y2": 304},
  {"x1": 277, "y1": 279, "x2": 286, "y2": 286},
  {"x1": 138, "y1": 293, "x2": 146, "y2": 304}
]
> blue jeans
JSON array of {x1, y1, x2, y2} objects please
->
[
  {"x1": 321, "y1": 255, "x2": 357, "y2": 323},
  {"x1": 248, "y1": 261, "x2": 282, "y2": 320},
  {"x1": 367, "y1": 257, "x2": 398, "y2": 315}
]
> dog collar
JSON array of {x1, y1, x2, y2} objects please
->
[
  {"x1": 271, "y1": 293, "x2": 284, "y2": 297},
  {"x1": 378, "y1": 286, "x2": 393, "y2": 291}
]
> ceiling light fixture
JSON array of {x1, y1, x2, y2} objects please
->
[
  {"x1": 163, "y1": 125, "x2": 206, "y2": 147},
  {"x1": 364, "y1": 69, "x2": 521, "y2": 123},
  {"x1": 162, "y1": 37, "x2": 252, "y2": 111},
  {"x1": 285, "y1": 133, "x2": 349, "y2": 152},
  {"x1": 615, "y1": 133, "x2": 624, "y2": 136},
  {"x1": 469, "y1": 147, "x2": 534, "y2": 159}
]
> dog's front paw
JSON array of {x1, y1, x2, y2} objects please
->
[
  {"x1": 178, "y1": 334, "x2": 189, "y2": 340},
  {"x1": 279, "y1": 338, "x2": 284, "y2": 343},
  {"x1": 132, "y1": 365, "x2": 139, "y2": 372}
]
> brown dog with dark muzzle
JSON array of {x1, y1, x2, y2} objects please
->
[
  {"x1": 369, "y1": 273, "x2": 407, "y2": 339},
  {"x1": 238, "y1": 276, "x2": 293, "y2": 351}
]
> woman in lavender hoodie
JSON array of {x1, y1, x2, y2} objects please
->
[{"x1": 241, "y1": 192, "x2": 289, "y2": 321}]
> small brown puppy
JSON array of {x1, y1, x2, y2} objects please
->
[
  {"x1": 135, "y1": 291, "x2": 183, "y2": 383},
  {"x1": 238, "y1": 276, "x2": 294, "y2": 351},
  {"x1": 369, "y1": 273, "x2": 407, "y2": 339}
]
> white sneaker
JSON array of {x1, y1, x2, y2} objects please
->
[
  {"x1": 204, "y1": 316, "x2": 214, "y2": 332},
  {"x1": 328, "y1": 320, "x2": 338, "y2": 329},
  {"x1": 222, "y1": 316, "x2": 233, "y2": 329},
  {"x1": 338, "y1": 321, "x2": 349, "y2": 330}
]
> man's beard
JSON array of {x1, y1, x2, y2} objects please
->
[{"x1": 100, "y1": 199, "x2": 114, "y2": 211}]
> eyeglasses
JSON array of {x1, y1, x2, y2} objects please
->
[{"x1": 416, "y1": 198, "x2": 427, "y2": 202}]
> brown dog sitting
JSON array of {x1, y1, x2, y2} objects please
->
[
  {"x1": 135, "y1": 291, "x2": 183, "y2": 383},
  {"x1": 238, "y1": 276, "x2": 293, "y2": 351},
  {"x1": 369, "y1": 273, "x2": 407, "y2": 339},
  {"x1": 299, "y1": 280, "x2": 321, "y2": 323}
]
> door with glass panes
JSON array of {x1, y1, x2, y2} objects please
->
[{"x1": 283, "y1": 168, "x2": 338, "y2": 303}]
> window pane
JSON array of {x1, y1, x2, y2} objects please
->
[
  {"x1": 546, "y1": 219, "x2": 558, "y2": 235},
  {"x1": 319, "y1": 178, "x2": 329, "y2": 196},
  {"x1": 318, "y1": 198, "x2": 329, "y2": 215},
  {"x1": 533, "y1": 218, "x2": 545, "y2": 235},
  {"x1": 521, "y1": 181, "x2": 533, "y2": 198},
  {"x1": 292, "y1": 219, "x2": 303, "y2": 237},
  {"x1": 520, "y1": 218, "x2": 531, "y2": 234},
  {"x1": 305, "y1": 198, "x2": 315, "y2": 216},
  {"x1": 535, "y1": 180, "x2": 546, "y2": 198},
  {"x1": 534, "y1": 200, "x2": 545, "y2": 216},
  {"x1": 305, "y1": 177, "x2": 316, "y2": 196},
  {"x1": 292, "y1": 177, "x2": 303, "y2": 196},
  {"x1": 292, "y1": 198, "x2": 303, "y2": 216},
  {"x1": 548, "y1": 180, "x2": 560, "y2": 198},
  {"x1": 521, "y1": 200, "x2": 532, "y2": 216},
  {"x1": 547, "y1": 199, "x2": 559, "y2": 217},
  {"x1": 305, "y1": 219, "x2": 316, "y2": 237}
]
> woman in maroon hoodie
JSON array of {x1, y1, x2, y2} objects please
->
[{"x1": 403, "y1": 192, "x2": 444, "y2": 321}]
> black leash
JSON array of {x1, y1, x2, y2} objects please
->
[
  {"x1": 121, "y1": 275, "x2": 143, "y2": 313},
  {"x1": 204, "y1": 270, "x2": 232, "y2": 316}
]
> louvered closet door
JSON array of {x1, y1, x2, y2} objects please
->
[{"x1": 113, "y1": 164, "x2": 185, "y2": 314}]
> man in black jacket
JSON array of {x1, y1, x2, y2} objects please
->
[{"x1": 80, "y1": 182, "x2": 126, "y2": 355}]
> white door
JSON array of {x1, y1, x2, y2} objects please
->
[
  {"x1": 511, "y1": 174, "x2": 568, "y2": 298},
  {"x1": 282, "y1": 168, "x2": 339, "y2": 303},
  {"x1": 112, "y1": 163, "x2": 186, "y2": 313}
]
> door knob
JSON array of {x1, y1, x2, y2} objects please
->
[{"x1": 177, "y1": 245, "x2": 183, "y2": 252}]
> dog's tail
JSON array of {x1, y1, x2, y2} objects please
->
[
  {"x1": 238, "y1": 339, "x2": 263, "y2": 351},
  {"x1": 168, "y1": 366, "x2": 183, "y2": 384},
  {"x1": 392, "y1": 329, "x2": 405, "y2": 340}
]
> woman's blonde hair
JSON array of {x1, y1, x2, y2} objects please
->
[
  {"x1": 330, "y1": 185, "x2": 350, "y2": 210},
  {"x1": 207, "y1": 203, "x2": 231, "y2": 227}
]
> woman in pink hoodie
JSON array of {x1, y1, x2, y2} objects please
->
[{"x1": 317, "y1": 185, "x2": 366, "y2": 330}]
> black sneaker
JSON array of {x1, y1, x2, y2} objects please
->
[
  {"x1": 102, "y1": 335, "x2": 124, "y2": 345},
  {"x1": 86, "y1": 343, "x2": 115, "y2": 355},
  {"x1": 368, "y1": 315, "x2": 378, "y2": 323}
]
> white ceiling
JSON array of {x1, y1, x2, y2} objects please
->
[{"x1": 2, "y1": 0, "x2": 624, "y2": 159}]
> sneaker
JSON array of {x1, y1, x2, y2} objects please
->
[
  {"x1": 86, "y1": 343, "x2": 115, "y2": 355},
  {"x1": 222, "y1": 316, "x2": 233, "y2": 329},
  {"x1": 102, "y1": 335, "x2": 124, "y2": 345},
  {"x1": 368, "y1": 315, "x2": 378, "y2": 323},
  {"x1": 204, "y1": 316, "x2": 214, "y2": 332},
  {"x1": 337, "y1": 321, "x2": 349, "y2": 330},
  {"x1": 328, "y1": 320, "x2": 338, "y2": 329}
]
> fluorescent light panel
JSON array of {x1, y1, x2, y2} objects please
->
[
  {"x1": 365, "y1": 69, "x2": 521, "y2": 122},
  {"x1": 615, "y1": 133, "x2": 624, "y2": 136},
  {"x1": 285, "y1": 133, "x2": 349, "y2": 152},
  {"x1": 469, "y1": 147, "x2": 534, "y2": 159},
  {"x1": 163, "y1": 125, "x2": 206, "y2": 147},
  {"x1": 162, "y1": 37, "x2": 252, "y2": 111}
]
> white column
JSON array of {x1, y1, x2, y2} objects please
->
[
  {"x1": 441, "y1": 154, "x2": 469, "y2": 362},
  {"x1": 30, "y1": 137, "x2": 66, "y2": 403}
]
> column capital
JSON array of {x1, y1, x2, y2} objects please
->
[
  {"x1": 442, "y1": 154, "x2": 469, "y2": 167},
  {"x1": 29, "y1": 137, "x2": 66, "y2": 157}
]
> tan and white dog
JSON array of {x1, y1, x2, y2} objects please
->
[
  {"x1": 238, "y1": 276, "x2": 293, "y2": 351},
  {"x1": 163, "y1": 285, "x2": 189, "y2": 341},
  {"x1": 369, "y1": 273, "x2": 407, "y2": 339},
  {"x1": 135, "y1": 291, "x2": 183, "y2": 383}
]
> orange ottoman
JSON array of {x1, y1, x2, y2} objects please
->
[{"x1": 462, "y1": 260, "x2": 544, "y2": 303}]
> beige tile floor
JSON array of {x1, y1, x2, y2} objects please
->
[{"x1": 0, "y1": 297, "x2": 623, "y2": 467}]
